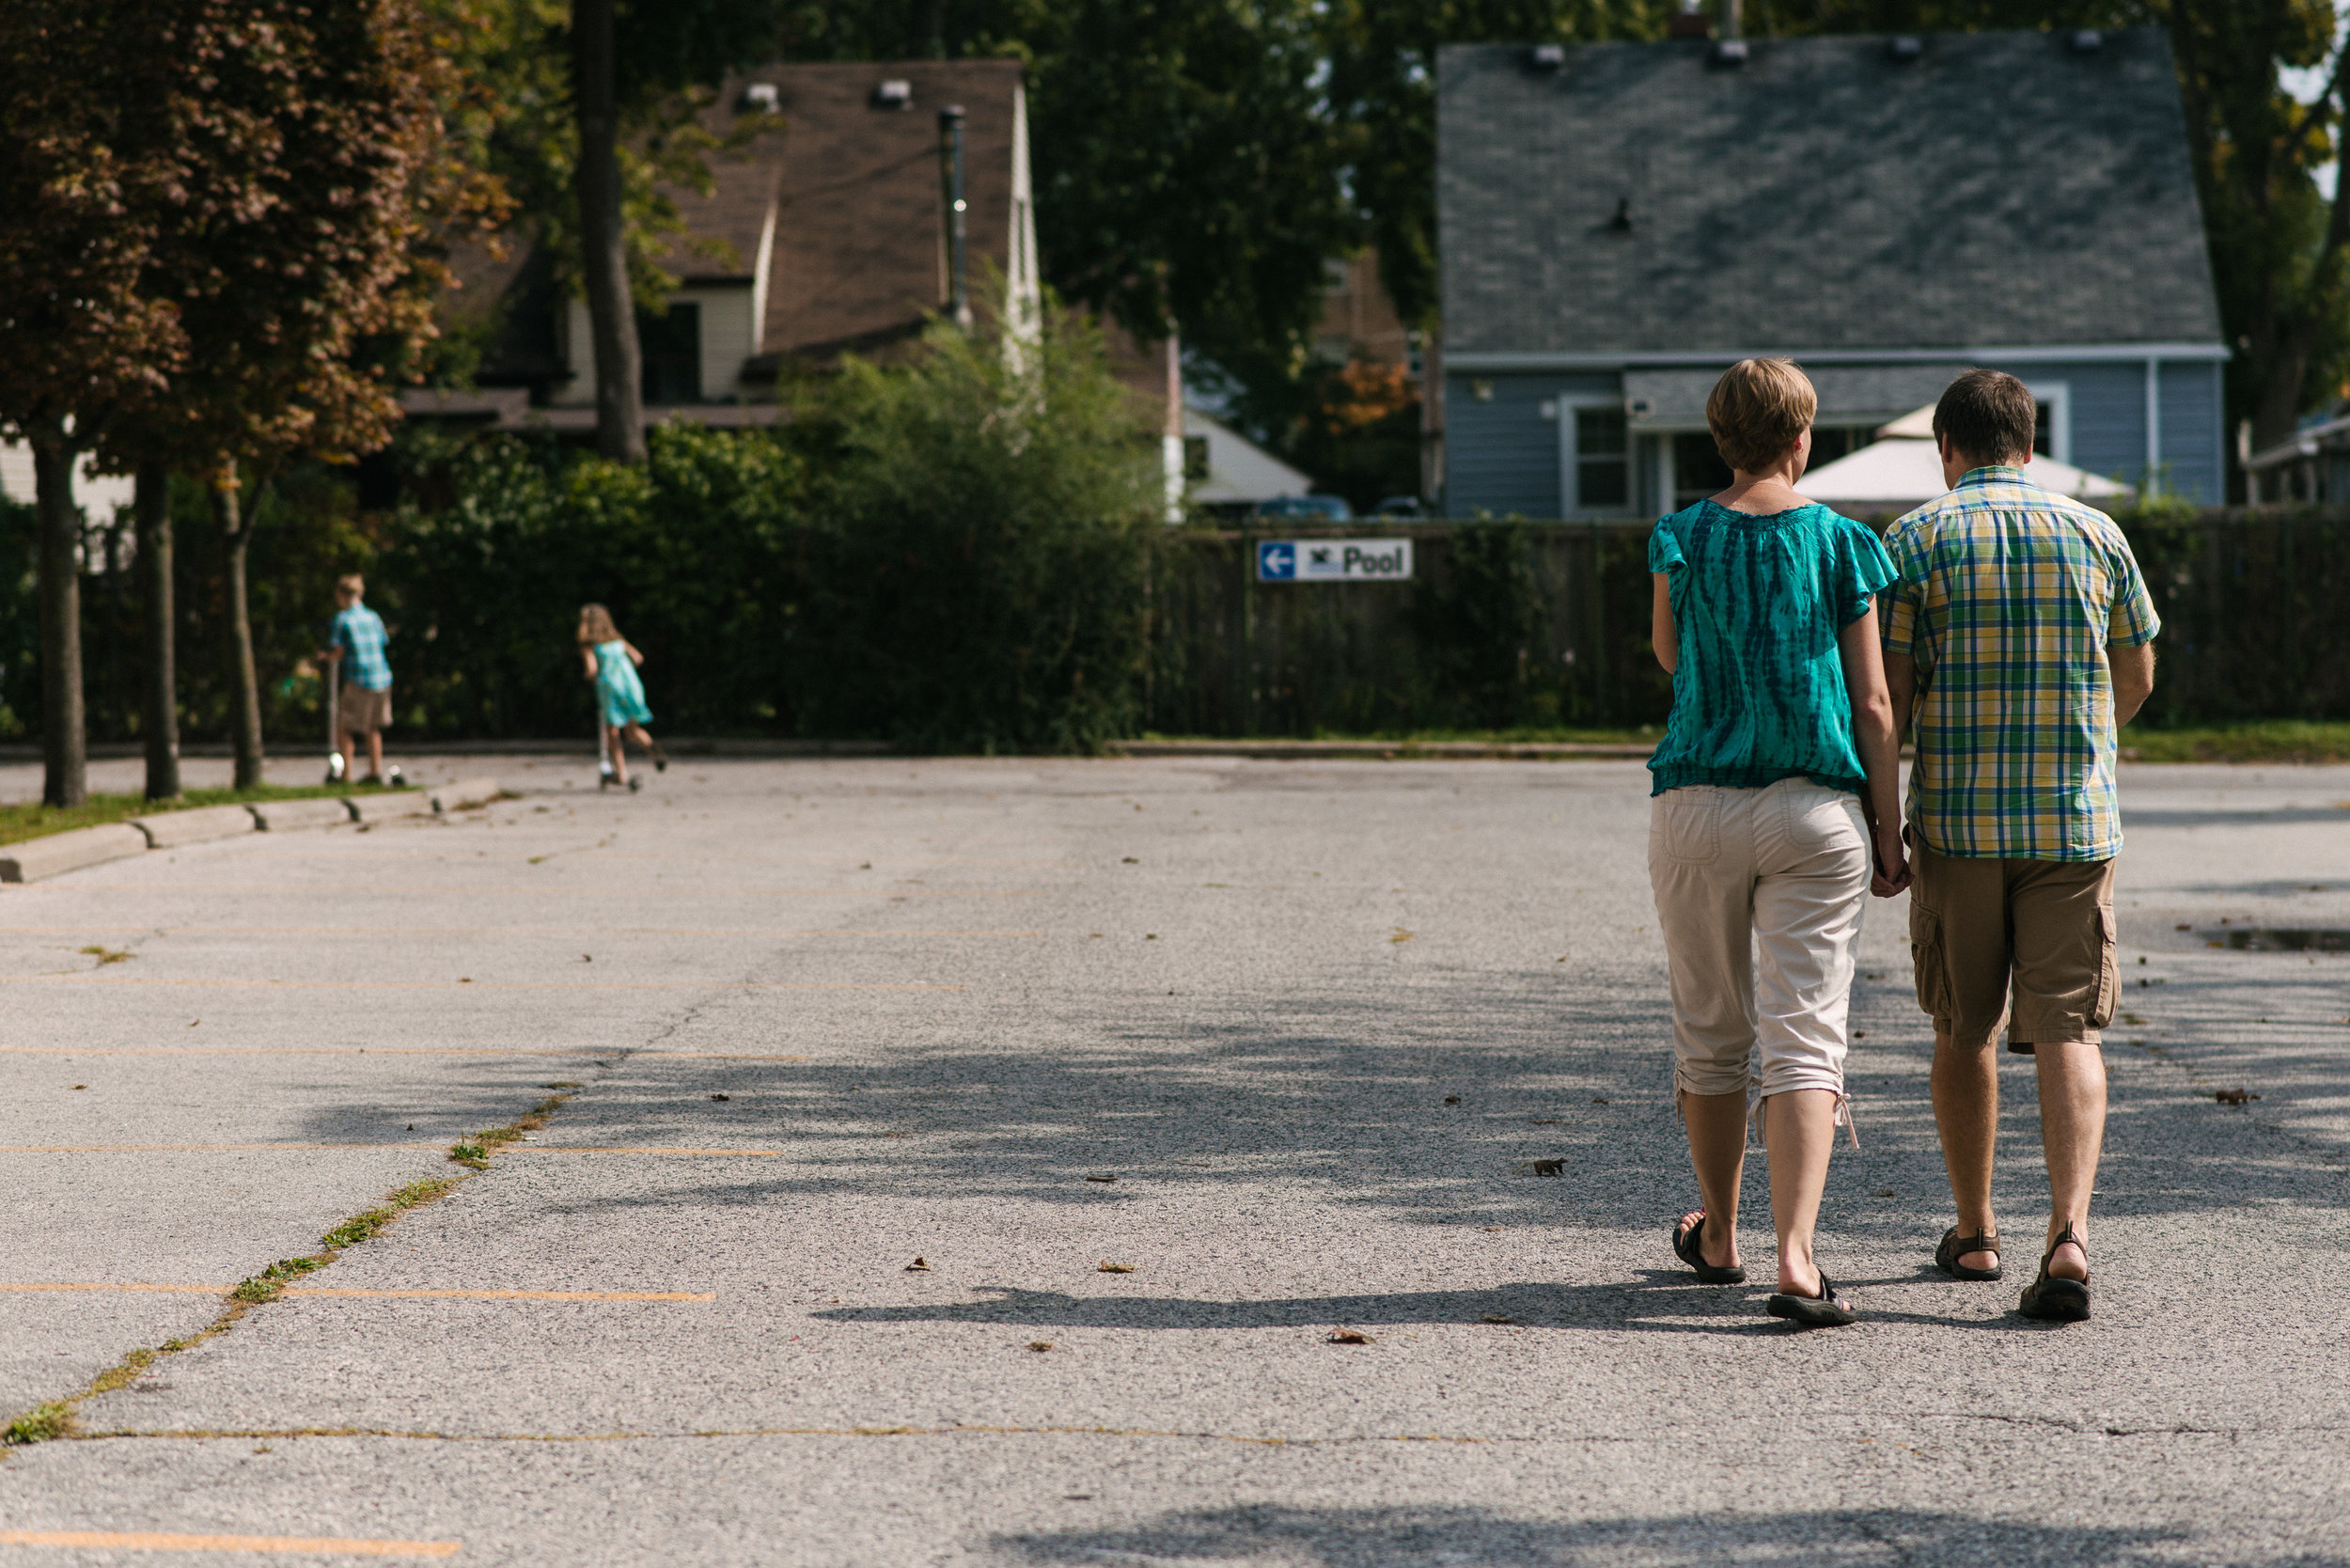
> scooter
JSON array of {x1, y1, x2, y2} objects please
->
[{"x1": 323, "y1": 651, "x2": 345, "y2": 783}]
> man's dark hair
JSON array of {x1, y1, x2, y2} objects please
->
[{"x1": 1933, "y1": 369, "x2": 2038, "y2": 465}]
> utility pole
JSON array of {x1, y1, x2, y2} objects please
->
[{"x1": 939, "y1": 105, "x2": 970, "y2": 329}]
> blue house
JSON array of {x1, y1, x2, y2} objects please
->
[{"x1": 1434, "y1": 27, "x2": 2227, "y2": 517}]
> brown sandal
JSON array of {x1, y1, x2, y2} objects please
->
[
  {"x1": 1935, "y1": 1226, "x2": 2002, "y2": 1281},
  {"x1": 2017, "y1": 1224, "x2": 2092, "y2": 1322}
]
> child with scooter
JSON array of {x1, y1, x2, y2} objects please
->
[{"x1": 578, "y1": 604, "x2": 666, "y2": 791}]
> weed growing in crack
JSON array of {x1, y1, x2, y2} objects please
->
[
  {"x1": 86, "y1": 1350, "x2": 154, "y2": 1397},
  {"x1": 78, "y1": 946, "x2": 131, "y2": 965},
  {"x1": 448, "y1": 1141, "x2": 490, "y2": 1169},
  {"x1": 232, "y1": 1257, "x2": 327, "y2": 1304},
  {"x1": 4, "y1": 1403, "x2": 70, "y2": 1446}
]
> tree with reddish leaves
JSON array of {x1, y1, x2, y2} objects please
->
[{"x1": 0, "y1": 3, "x2": 188, "y2": 807}]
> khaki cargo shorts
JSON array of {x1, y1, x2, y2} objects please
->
[
  {"x1": 338, "y1": 683, "x2": 392, "y2": 737},
  {"x1": 1908, "y1": 840, "x2": 2118, "y2": 1054}
]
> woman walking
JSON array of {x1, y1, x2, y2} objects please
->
[
  {"x1": 578, "y1": 604, "x2": 666, "y2": 792},
  {"x1": 1648, "y1": 358, "x2": 1907, "y2": 1327}
]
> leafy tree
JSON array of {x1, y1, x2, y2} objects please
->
[
  {"x1": 0, "y1": 1, "x2": 188, "y2": 805},
  {"x1": 98, "y1": 0, "x2": 500, "y2": 788}
]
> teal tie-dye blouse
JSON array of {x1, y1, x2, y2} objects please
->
[{"x1": 1646, "y1": 500, "x2": 1895, "y2": 798}]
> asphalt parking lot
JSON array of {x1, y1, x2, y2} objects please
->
[{"x1": 0, "y1": 755, "x2": 2343, "y2": 1566}]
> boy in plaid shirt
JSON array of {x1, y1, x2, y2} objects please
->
[
  {"x1": 1883, "y1": 369, "x2": 2158, "y2": 1323},
  {"x1": 322, "y1": 574, "x2": 397, "y2": 785}
]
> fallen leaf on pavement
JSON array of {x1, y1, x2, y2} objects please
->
[
  {"x1": 1480, "y1": 1314, "x2": 1515, "y2": 1325},
  {"x1": 905, "y1": 1257, "x2": 932, "y2": 1271},
  {"x1": 1590, "y1": 1096, "x2": 1610, "y2": 1105},
  {"x1": 1528, "y1": 1118, "x2": 1559, "y2": 1124},
  {"x1": 1121, "y1": 856, "x2": 1138, "y2": 864},
  {"x1": 709, "y1": 1093, "x2": 729, "y2": 1102},
  {"x1": 2213, "y1": 1089, "x2": 2261, "y2": 1105},
  {"x1": 1326, "y1": 1328, "x2": 1374, "y2": 1344},
  {"x1": 1029, "y1": 1341, "x2": 1053, "y2": 1352},
  {"x1": 1086, "y1": 1173, "x2": 1118, "y2": 1183},
  {"x1": 1390, "y1": 930, "x2": 1415, "y2": 943},
  {"x1": 1513, "y1": 1159, "x2": 1565, "y2": 1177},
  {"x1": 1443, "y1": 1095, "x2": 1461, "y2": 1105},
  {"x1": 1097, "y1": 1262, "x2": 1134, "y2": 1273}
]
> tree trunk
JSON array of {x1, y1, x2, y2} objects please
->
[
  {"x1": 214, "y1": 469, "x2": 264, "y2": 789},
  {"x1": 572, "y1": 0, "x2": 645, "y2": 463},
  {"x1": 136, "y1": 459, "x2": 180, "y2": 800},
  {"x1": 32, "y1": 434, "x2": 86, "y2": 809}
]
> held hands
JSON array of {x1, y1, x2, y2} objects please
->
[{"x1": 1870, "y1": 820, "x2": 1912, "y2": 898}]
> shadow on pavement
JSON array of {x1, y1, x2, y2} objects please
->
[{"x1": 987, "y1": 1502, "x2": 2304, "y2": 1568}]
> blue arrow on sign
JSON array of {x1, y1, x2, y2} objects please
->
[{"x1": 1258, "y1": 541, "x2": 1296, "y2": 580}]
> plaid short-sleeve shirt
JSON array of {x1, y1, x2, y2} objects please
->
[
  {"x1": 1883, "y1": 465, "x2": 2159, "y2": 861},
  {"x1": 330, "y1": 605, "x2": 392, "y2": 692}
]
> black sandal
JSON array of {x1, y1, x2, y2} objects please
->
[
  {"x1": 1935, "y1": 1226, "x2": 2003, "y2": 1281},
  {"x1": 1671, "y1": 1211, "x2": 1746, "y2": 1284},
  {"x1": 1767, "y1": 1269, "x2": 1858, "y2": 1327},
  {"x1": 2017, "y1": 1224, "x2": 2092, "y2": 1322}
]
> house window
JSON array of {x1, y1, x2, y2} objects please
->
[
  {"x1": 2034, "y1": 403, "x2": 2054, "y2": 457},
  {"x1": 1673, "y1": 431, "x2": 1732, "y2": 510},
  {"x1": 638, "y1": 302, "x2": 702, "y2": 404},
  {"x1": 1574, "y1": 407, "x2": 1628, "y2": 510},
  {"x1": 1183, "y1": 435, "x2": 1210, "y2": 481}
]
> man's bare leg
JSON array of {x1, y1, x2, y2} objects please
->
[
  {"x1": 1932, "y1": 1031, "x2": 2000, "y2": 1271},
  {"x1": 338, "y1": 732, "x2": 357, "y2": 780},
  {"x1": 2032, "y1": 1040, "x2": 2104, "y2": 1281},
  {"x1": 1761, "y1": 1088, "x2": 1837, "y2": 1295},
  {"x1": 365, "y1": 729, "x2": 384, "y2": 780},
  {"x1": 1679, "y1": 1089, "x2": 1747, "y2": 1272}
]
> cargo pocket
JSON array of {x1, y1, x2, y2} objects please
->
[
  {"x1": 1909, "y1": 903, "x2": 1952, "y2": 1022},
  {"x1": 2090, "y1": 904, "x2": 2120, "y2": 1029},
  {"x1": 1658, "y1": 788, "x2": 1720, "y2": 866}
]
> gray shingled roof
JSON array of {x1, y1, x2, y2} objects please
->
[{"x1": 1437, "y1": 28, "x2": 2222, "y2": 358}]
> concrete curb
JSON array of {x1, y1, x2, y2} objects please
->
[
  {"x1": 350, "y1": 791, "x2": 434, "y2": 823},
  {"x1": 0, "y1": 823, "x2": 151, "y2": 884},
  {"x1": 2, "y1": 779, "x2": 502, "y2": 887},
  {"x1": 431, "y1": 777, "x2": 501, "y2": 813},
  {"x1": 249, "y1": 797, "x2": 357, "y2": 832},
  {"x1": 130, "y1": 805, "x2": 258, "y2": 850},
  {"x1": 1111, "y1": 739, "x2": 1658, "y2": 761}
]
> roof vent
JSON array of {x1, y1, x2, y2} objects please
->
[
  {"x1": 871, "y1": 79, "x2": 913, "y2": 110},
  {"x1": 1711, "y1": 38, "x2": 1748, "y2": 66},
  {"x1": 2069, "y1": 29, "x2": 2103, "y2": 53},
  {"x1": 738, "y1": 82, "x2": 779, "y2": 113},
  {"x1": 1528, "y1": 43, "x2": 1565, "y2": 70},
  {"x1": 1887, "y1": 36, "x2": 1923, "y2": 60}
]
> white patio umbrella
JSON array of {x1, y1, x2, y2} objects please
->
[{"x1": 1799, "y1": 404, "x2": 2134, "y2": 517}]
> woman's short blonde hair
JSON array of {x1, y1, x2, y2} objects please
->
[
  {"x1": 578, "y1": 603, "x2": 619, "y2": 647},
  {"x1": 1705, "y1": 358, "x2": 1816, "y2": 474}
]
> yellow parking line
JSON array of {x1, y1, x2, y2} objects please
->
[
  {"x1": 0, "y1": 1145, "x2": 437, "y2": 1153},
  {"x1": 513, "y1": 1147, "x2": 789, "y2": 1157},
  {"x1": 0, "y1": 1529, "x2": 459, "y2": 1558},
  {"x1": 8, "y1": 885, "x2": 1040, "y2": 898},
  {"x1": 0, "y1": 977, "x2": 960, "y2": 991},
  {"x1": 0, "y1": 1283, "x2": 711, "y2": 1302},
  {"x1": 0, "y1": 1048, "x2": 815, "y2": 1059},
  {"x1": 0, "y1": 926, "x2": 1043, "y2": 937}
]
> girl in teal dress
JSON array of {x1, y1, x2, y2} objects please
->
[{"x1": 577, "y1": 604, "x2": 666, "y2": 791}]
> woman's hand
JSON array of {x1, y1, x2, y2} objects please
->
[{"x1": 1871, "y1": 819, "x2": 1911, "y2": 898}]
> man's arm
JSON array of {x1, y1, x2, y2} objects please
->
[
  {"x1": 1884, "y1": 651, "x2": 1916, "y2": 745},
  {"x1": 2110, "y1": 641, "x2": 2154, "y2": 727}
]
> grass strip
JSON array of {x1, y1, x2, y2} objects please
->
[
  {"x1": 0, "y1": 782, "x2": 411, "y2": 847},
  {"x1": 2118, "y1": 722, "x2": 2350, "y2": 764},
  {"x1": 0, "y1": 1102, "x2": 563, "y2": 1449}
]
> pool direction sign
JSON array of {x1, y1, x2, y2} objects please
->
[{"x1": 1256, "y1": 539, "x2": 1413, "y2": 583}]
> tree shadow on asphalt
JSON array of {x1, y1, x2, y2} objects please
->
[
  {"x1": 475, "y1": 966, "x2": 2350, "y2": 1241},
  {"x1": 986, "y1": 1502, "x2": 2339, "y2": 1568}
]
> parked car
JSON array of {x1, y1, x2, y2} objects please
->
[
  {"x1": 1253, "y1": 494, "x2": 1354, "y2": 522},
  {"x1": 1371, "y1": 495, "x2": 1425, "y2": 520}
]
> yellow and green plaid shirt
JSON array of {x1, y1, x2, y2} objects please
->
[{"x1": 1883, "y1": 465, "x2": 2159, "y2": 861}]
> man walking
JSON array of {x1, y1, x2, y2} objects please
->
[{"x1": 1883, "y1": 369, "x2": 2159, "y2": 1323}]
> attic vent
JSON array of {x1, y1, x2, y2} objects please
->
[
  {"x1": 872, "y1": 79, "x2": 913, "y2": 109},
  {"x1": 1887, "y1": 36, "x2": 1922, "y2": 60},
  {"x1": 739, "y1": 82, "x2": 779, "y2": 113},
  {"x1": 1711, "y1": 38, "x2": 1748, "y2": 65},
  {"x1": 1528, "y1": 44, "x2": 1565, "y2": 70},
  {"x1": 2069, "y1": 29, "x2": 2103, "y2": 52}
]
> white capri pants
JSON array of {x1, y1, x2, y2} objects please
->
[{"x1": 1648, "y1": 777, "x2": 1871, "y2": 1105}]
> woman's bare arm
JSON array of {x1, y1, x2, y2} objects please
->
[
  {"x1": 1839, "y1": 607, "x2": 1909, "y2": 895},
  {"x1": 624, "y1": 640, "x2": 645, "y2": 666},
  {"x1": 580, "y1": 648, "x2": 598, "y2": 679},
  {"x1": 1651, "y1": 573, "x2": 1676, "y2": 675}
]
